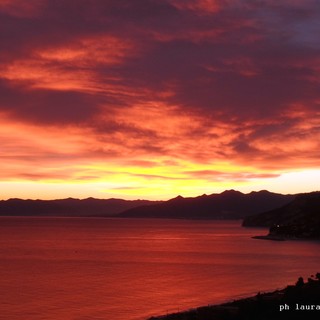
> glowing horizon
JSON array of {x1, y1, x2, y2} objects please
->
[{"x1": 1, "y1": 0, "x2": 319, "y2": 200}]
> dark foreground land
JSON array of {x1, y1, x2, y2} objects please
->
[{"x1": 149, "y1": 274, "x2": 320, "y2": 320}]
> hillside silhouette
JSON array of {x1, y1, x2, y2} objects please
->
[
  {"x1": 149, "y1": 273, "x2": 320, "y2": 320},
  {"x1": 0, "y1": 198, "x2": 161, "y2": 217},
  {"x1": 0, "y1": 190, "x2": 300, "y2": 219},
  {"x1": 118, "y1": 190, "x2": 294, "y2": 220},
  {"x1": 243, "y1": 192, "x2": 320, "y2": 239}
]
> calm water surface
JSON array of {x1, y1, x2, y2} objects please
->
[{"x1": 1, "y1": 217, "x2": 320, "y2": 320}]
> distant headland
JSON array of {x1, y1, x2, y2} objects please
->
[{"x1": 243, "y1": 191, "x2": 320, "y2": 240}]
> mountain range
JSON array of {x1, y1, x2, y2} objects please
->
[
  {"x1": 0, "y1": 197, "x2": 161, "y2": 217},
  {"x1": 2, "y1": 190, "x2": 319, "y2": 239},
  {"x1": 118, "y1": 190, "x2": 294, "y2": 219},
  {"x1": 0, "y1": 190, "x2": 294, "y2": 219}
]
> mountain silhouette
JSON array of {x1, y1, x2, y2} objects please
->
[
  {"x1": 243, "y1": 191, "x2": 320, "y2": 239},
  {"x1": 0, "y1": 198, "x2": 161, "y2": 217},
  {"x1": 118, "y1": 190, "x2": 294, "y2": 219}
]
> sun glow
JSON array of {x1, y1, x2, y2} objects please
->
[{"x1": 0, "y1": 0, "x2": 319, "y2": 200}]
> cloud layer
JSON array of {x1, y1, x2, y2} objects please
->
[{"x1": 1, "y1": 0, "x2": 319, "y2": 198}]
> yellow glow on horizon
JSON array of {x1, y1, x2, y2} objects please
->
[
  {"x1": 0, "y1": 169, "x2": 319, "y2": 200},
  {"x1": 0, "y1": 158, "x2": 294, "y2": 200},
  {"x1": 0, "y1": 115, "x2": 318, "y2": 201}
]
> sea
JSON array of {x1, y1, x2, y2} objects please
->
[{"x1": 1, "y1": 217, "x2": 320, "y2": 320}]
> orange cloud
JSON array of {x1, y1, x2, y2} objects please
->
[
  {"x1": 1, "y1": 33, "x2": 141, "y2": 93},
  {"x1": 37, "y1": 35, "x2": 138, "y2": 66}
]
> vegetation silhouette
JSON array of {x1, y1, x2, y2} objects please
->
[{"x1": 149, "y1": 274, "x2": 320, "y2": 320}]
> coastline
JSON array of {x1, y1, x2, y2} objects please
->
[
  {"x1": 252, "y1": 235, "x2": 286, "y2": 241},
  {"x1": 252, "y1": 234, "x2": 320, "y2": 242},
  {"x1": 148, "y1": 275, "x2": 320, "y2": 320}
]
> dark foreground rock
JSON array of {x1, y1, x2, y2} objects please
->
[{"x1": 148, "y1": 274, "x2": 320, "y2": 320}]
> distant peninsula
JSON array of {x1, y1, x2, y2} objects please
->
[{"x1": 243, "y1": 192, "x2": 320, "y2": 239}]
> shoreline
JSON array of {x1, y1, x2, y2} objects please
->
[
  {"x1": 148, "y1": 275, "x2": 320, "y2": 320},
  {"x1": 252, "y1": 234, "x2": 320, "y2": 242},
  {"x1": 252, "y1": 234, "x2": 286, "y2": 241}
]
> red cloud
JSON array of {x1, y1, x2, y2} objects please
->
[{"x1": 0, "y1": 0, "x2": 319, "y2": 195}]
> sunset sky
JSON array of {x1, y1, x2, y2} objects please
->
[{"x1": 0, "y1": 0, "x2": 319, "y2": 200}]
